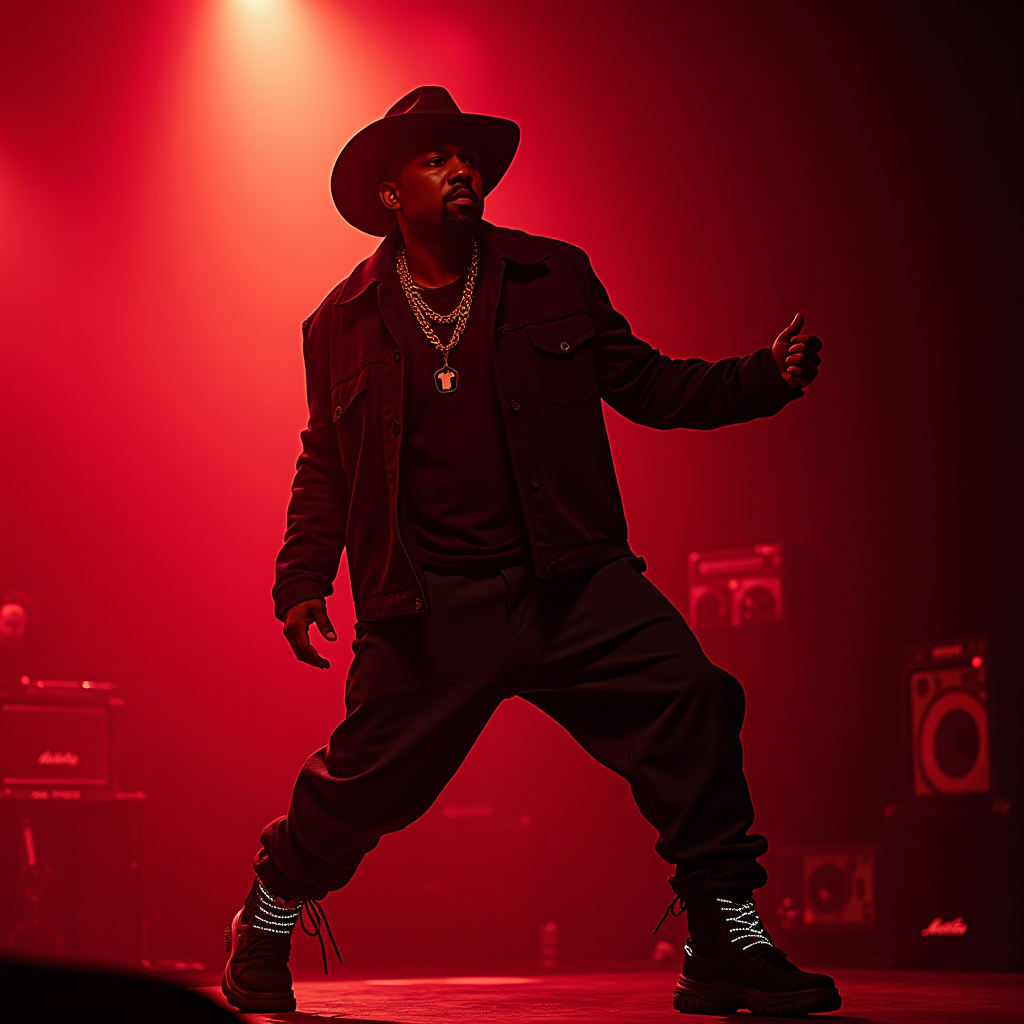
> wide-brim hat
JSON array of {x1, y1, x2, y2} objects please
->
[{"x1": 331, "y1": 86, "x2": 520, "y2": 237}]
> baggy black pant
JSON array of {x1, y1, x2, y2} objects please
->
[{"x1": 256, "y1": 558, "x2": 769, "y2": 901}]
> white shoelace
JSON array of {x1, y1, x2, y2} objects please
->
[
  {"x1": 717, "y1": 897, "x2": 774, "y2": 952},
  {"x1": 254, "y1": 880, "x2": 300, "y2": 935}
]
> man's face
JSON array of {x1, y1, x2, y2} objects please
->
[
  {"x1": 380, "y1": 136, "x2": 483, "y2": 234},
  {"x1": 0, "y1": 603, "x2": 27, "y2": 640}
]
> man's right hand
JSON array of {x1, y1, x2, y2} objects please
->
[{"x1": 283, "y1": 599, "x2": 337, "y2": 669}]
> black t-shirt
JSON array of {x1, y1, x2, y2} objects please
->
[{"x1": 396, "y1": 254, "x2": 530, "y2": 570}]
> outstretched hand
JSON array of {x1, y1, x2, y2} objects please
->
[
  {"x1": 772, "y1": 313, "x2": 822, "y2": 389},
  {"x1": 283, "y1": 599, "x2": 336, "y2": 669}
]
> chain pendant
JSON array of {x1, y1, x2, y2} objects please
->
[
  {"x1": 434, "y1": 365, "x2": 459, "y2": 393},
  {"x1": 397, "y1": 238, "x2": 478, "y2": 394}
]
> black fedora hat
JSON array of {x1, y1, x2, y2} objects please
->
[{"x1": 331, "y1": 86, "x2": 520, "y2": 236}]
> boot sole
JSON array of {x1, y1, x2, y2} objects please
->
[
  {"x1": 221, "y1": 910, "x2": 297, "y2": 1013},
  {"x1": 673, "y1": 978, "x2": 842, "y2": 1016}
]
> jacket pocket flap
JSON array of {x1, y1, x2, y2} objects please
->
[
  {"x1": 331, "y1": 367, "x2": 368, "y2": 422},
  {"x1": 527, "y1": 314, "x2": 596, "y2": 355}
]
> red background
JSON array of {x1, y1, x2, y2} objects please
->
[{"x1": 1, "y1": 0, "x2": 1021, "y2": 973}]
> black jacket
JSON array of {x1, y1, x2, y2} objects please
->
[{"x1": 273, "y1": 221, "x2": 801, "y2": 621}]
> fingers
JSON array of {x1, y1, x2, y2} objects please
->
[
  {"x1": 790, "y1": 334, "x2": 822, "y2": 353},
  {"x1": 786, "y1": 339, "x2": 822, "y2": 366},
  {"x1": 283, "y1": 603, "x2": 331, "y2": 670},
  {"x1": 785, "y1": 354, "x2": 817, "y2": 374},
  {"x1": 285, "y1": 625, "x2": 331, "y2": 669},
  {"x1": 785, "y1": 335, "x2": 822, "y2": 386},
  {"x1": 311, "y1": 604, "x2": 337, "y2": 642},
  {"x1": 785, "y1": 366, "x2": 818, "y2": 385},
  {"x1": 786, "y1": 367, "x2": 815, "y2": 386}
]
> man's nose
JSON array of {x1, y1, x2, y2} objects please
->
[{"x1": 447, "y1": 159, "x2": 475, "y2": 183}]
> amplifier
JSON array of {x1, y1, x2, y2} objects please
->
[
  {"x1": 883, "y1": 798, "x2": 1019, "y2": 970},
  {"x1": 0, "y1": 681, "x2": 121, "y2": 790}
]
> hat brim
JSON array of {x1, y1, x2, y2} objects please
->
[{"x1": 331, "y1": 111, "x2": 520, "y2": 236}]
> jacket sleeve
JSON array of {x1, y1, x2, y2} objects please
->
[
  {"x1": 272, "y1": 308, "x2": 350, "y2": 620},
  {"x1": 582, "y1": 254, "x2": 802, "y2": 429}
]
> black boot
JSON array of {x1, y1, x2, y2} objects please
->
[
  {"x1": 222, "y1": 878, "x2": 299, "y2": 1012},
  {"x1": 672, "y1": 894, "x2": 842, "y2": 1016},
  {"x1": 221, "y1": 877, "x2": 340, "y2": 1013}
]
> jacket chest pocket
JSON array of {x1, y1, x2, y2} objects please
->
[
  {"x1": 526, "y1": 313, "x2": 598, "y2": 406},
  {"x1": 331, "y1": 366, "x2": 369, "y2": 424}
]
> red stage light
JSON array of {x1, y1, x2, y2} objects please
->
[{"x1": 971, "y1": 656, "x2": 983, "y2": 668}]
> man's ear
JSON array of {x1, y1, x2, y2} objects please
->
[{"x1": 379, "y1": 181, "x2": 400, "y2": 212}]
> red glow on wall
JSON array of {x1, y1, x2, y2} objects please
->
[{"x1": 1, "y1": 0, "x2": 1020, "y2": 973}]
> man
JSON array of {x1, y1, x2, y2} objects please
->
[
  {"x1": 222, "y1": 87, "x2": 837, "y2": 1017},
  {"x1": 0, "y1": 591, "x2": 35, "y2": 694}
]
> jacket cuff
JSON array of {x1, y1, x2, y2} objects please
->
[
  {"x1": 757, "y1": 347, "x2": 803, "y2": 406},
  {"x1": 274, "y1": 580, "x2": 328, "y2": 621}
]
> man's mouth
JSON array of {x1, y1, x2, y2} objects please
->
[{"x1": 445, "y1": 187, "x2": 477, "y2": 206}]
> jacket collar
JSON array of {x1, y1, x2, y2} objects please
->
[
  {"x1": 478, "y1": 221, "x2": 549, "y2": 265},
  {"x1": 334, "y1": 221, "x2": 548, "y2": 305}
]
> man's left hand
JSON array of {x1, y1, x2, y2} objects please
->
[{"x1": 772, "y1": 313, "x2": 822, "y2": 389}]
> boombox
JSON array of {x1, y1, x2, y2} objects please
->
[
  {"x1": 686, "y1": 544, "x2": 783, "y2": 629},
  {"x1": 0, "y1": 681, "x2": 122, "y2": 791}
]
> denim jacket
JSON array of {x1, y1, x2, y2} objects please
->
[{"x1": 273, "y1": 221, "x2": 800, "y2": 621}]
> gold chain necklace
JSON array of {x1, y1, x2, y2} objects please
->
[{"x1": 395, "y1": 237, "x2": 479, "y2": 393}]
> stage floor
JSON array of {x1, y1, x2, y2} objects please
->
[{"x1": 204, "y1": 967, "x2": 1023, "y2": 1023}]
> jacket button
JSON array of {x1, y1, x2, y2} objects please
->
[
  {"x1": 393, "y1": 350, "x2": 402, "y2": 362},
  {"x1": 414, "y1": 598, "x2": 423, "y2": 610},
  {"x1": 334, "y1": 406, "x2": 343, "y2": 418},
  {"x1": 529, "y1": 476, "x2": 540, "y2": 489},
  {"x1": 497, "y1": 325, "x2": 509, "y2": 336},
  {"x1": 510, "y1": 399, "x2": 521, "y2": 412},
  {"x1": 559, "y1": 341, "x2": 571, "y2": 352},
  {"x1": 392, "y1": 421, "x2": 401, "y2": 434}
]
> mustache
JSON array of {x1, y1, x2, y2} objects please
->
[{"x1": 443, "y1": 184, "x2": 479, "y2": 204}]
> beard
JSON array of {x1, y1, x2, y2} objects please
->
[{"x1": 441, "y1": 199, "x2": 482, "y2": 233}]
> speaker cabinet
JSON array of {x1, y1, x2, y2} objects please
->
[
  {"x1": 903, "y1": 637, "x2": 1022, "y2": 803},
  {"x1": 0, "y1": 792, "x2": 144, "y2": 967},
  {"x1": 883, "y1": 799, "x2": 1018, "y2": 970}
]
